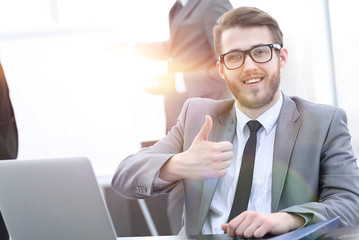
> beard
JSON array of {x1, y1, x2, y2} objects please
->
[{"x1": 224, "y1": 67, "x2": 281, "y2": 110}]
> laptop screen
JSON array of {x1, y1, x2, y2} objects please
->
[{"x1": 0, "y1": 157, "x2": 117, "y2": 240}]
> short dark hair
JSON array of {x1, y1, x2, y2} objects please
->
[{"x1": 213, "y1": 7, "x2": 283, "y2": 56}]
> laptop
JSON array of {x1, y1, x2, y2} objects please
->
[
  {"x1": 0, "y1": 157, "x2": 118, "y2": 240},
  {"x1": 0, "y1": 157, "x2": 339, "y2": 240}
]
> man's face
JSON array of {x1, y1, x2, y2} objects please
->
[{"x1": 217, "y1": 26, "x2": 288, "y2": 112}]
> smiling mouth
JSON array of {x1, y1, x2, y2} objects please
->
[{"x1": 244, "y1": 78, "x2": 262, "y2": 84}]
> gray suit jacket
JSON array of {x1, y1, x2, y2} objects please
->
[
  {"x1": 134, "y1": 0, "x2": 232, "y2": 99},
  {"x1": 112, "y1": 94, "x2": 359, "y2": 235}
]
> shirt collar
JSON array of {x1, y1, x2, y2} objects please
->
[
  {"x1": 178, "y1": 0, "x2": 188, "y2": 7},
  {"x1": 235, "y1": 93, "x2": 283, "y2": 136}
]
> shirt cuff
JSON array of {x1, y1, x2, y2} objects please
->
[
  {"x1": 175, "y1": 72, "x2": 186, "y2": 93},
  {"x1": 285, "y1": 212, "x2": 313, "y2": 228},
  {"x1": 153, "y1": 171, "x2": 172, "y2": 190}
]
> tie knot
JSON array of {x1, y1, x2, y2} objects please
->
[{"x1": 247, "y1": 120, "x2": 262, "y2": 133}]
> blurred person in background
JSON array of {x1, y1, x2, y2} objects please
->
[
  {"x1": 115, "y1": 0, "x2": 233, "y2": 233},
  {"x1": 118, "y1": 0, "x2": 233, "y2": 133},
  {"x1": 0, "y1": 62, "x2": 18, "y2": 240}
]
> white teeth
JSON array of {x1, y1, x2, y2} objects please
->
[{"x1": 245, "y1": 78, "x2": 261, "y2": 84}]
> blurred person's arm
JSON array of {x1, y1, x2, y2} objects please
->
[
  {"x1": 108, "y1": 41, "x2": 170, "y2": 61},
  {"x1": 134, "y1": 41, "x2": 170, "y2": 61}
]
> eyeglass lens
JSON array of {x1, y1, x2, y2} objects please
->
[{"x1": 223, "y1": 45, "x2": 272, "y2": 69}]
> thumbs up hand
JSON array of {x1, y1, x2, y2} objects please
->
[
  {"x1": 159, "y1": 115, "x2": 233, "y2": 182},
  {"x1": 193, "y1": 114, "x2": 213, "y2": 142}
]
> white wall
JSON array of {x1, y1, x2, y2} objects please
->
[
  {"x1": 329, "y1": 0, "x2": 359, "y2": 155},
  {"x1": 0, "y1": 0, "x2": 174, "y2": 176}
]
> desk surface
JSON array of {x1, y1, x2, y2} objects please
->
[
  {"x1": 117, "y1": 224, "x2": 359, "y2": 240},
  {"x1": 118, "y1": 235, "x2": 232, "y2": 240}
]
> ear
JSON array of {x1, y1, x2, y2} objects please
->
[
  {"x1": 279, "y1": 48, "x2": 288, "y2": 68},
  {"x1": 217, "y1": 60, "x2": 225, "y2": 79}
]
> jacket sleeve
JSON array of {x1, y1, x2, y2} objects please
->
[
  {"x1": 282, "y1": 108, "x2": 359, "y2": 227},
  {"x1": 111, "y1": 99, "x2": 191, "y2": 199}
]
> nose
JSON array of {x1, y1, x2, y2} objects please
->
[{"x1": 242, "y1": 54, "x2": 258, "y2": 71}]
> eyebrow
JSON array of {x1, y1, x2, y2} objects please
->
[{"x1": 224, "y1": 43, "x2": 269, "y2": 54}]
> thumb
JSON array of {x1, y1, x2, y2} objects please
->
[
  {"x1": 221, "y1": 223, "x2": 228, "y2": 232},
  {"x1": 194, "y1": 115, "x2": 213, "y2": 142}
]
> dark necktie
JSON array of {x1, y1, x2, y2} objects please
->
[{"x1": 228, "y1": 120, "x2": 262, "y2": 221}]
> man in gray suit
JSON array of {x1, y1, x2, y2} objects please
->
[
  {"x1": 112, "y1": 7, "x2": 359, "y2": 238},
  {"x1": 134, "y1": 0, "x2": 233, "y2": 132}
]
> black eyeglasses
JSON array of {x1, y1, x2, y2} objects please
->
[{"x1": 218, "y1": 44, "x2": 281, "y2": 70}]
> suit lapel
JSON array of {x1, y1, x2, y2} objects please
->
[
  {"x1": 271, "y1": 94, "x2": 302, "y2": 212},
  {"x1": 196, "y1": 104, "x2": 237, "y2": 233},
  {"x1": 169, "y1": 0, "x2": 200, "y2": 48}
]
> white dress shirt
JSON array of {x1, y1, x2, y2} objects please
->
[
  {"x1": 202, "y1": 94, "x2": 283, "y2": 234},
  {"x1": 178, "y1": 0, "x2": 188, "y2": 7}
]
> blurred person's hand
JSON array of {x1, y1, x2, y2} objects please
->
[{"x1": 108, "y1": 42, "x2": 131, "y2": 55}]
